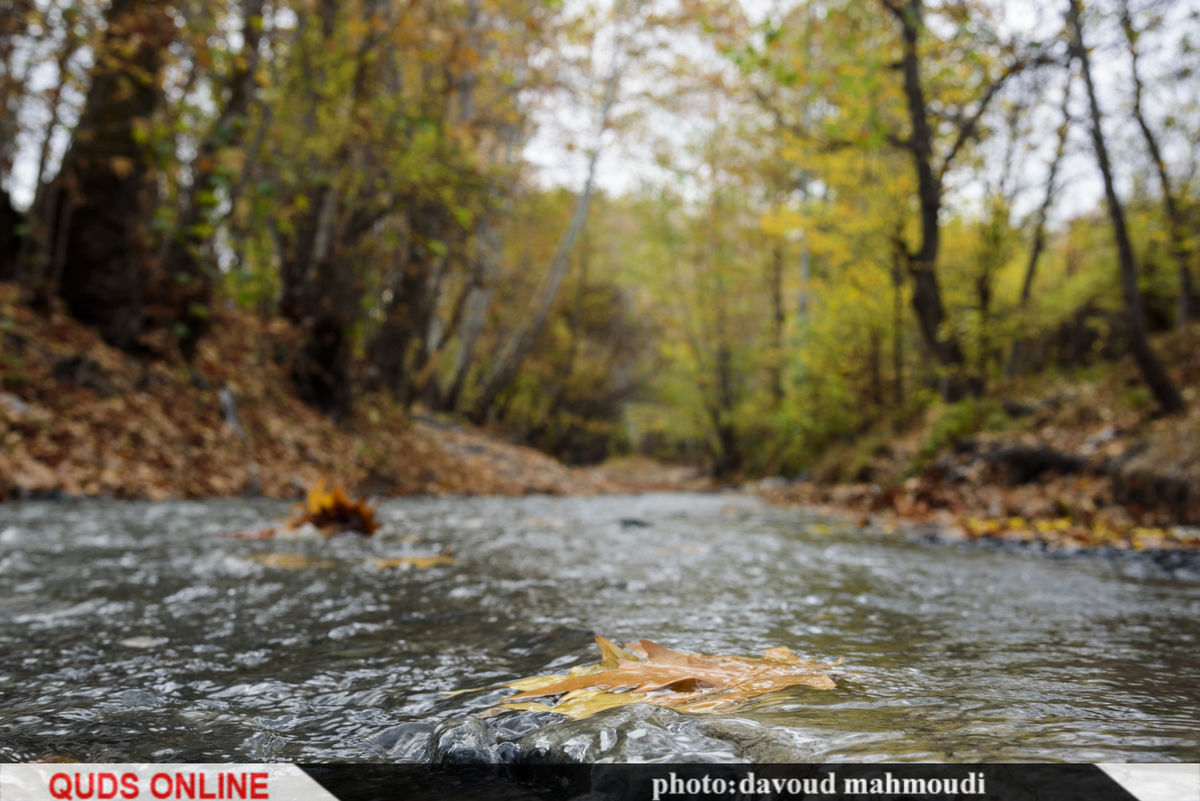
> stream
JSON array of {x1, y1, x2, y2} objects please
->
[{"x1": 1, "y1": 493, "x2": 1198, "y2": 763}]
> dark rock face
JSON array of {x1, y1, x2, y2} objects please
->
[
  {"x1": 985, "y1": 445, "x2": 1087, "y2": 486},
  {"x1": 1110, "y1": 438, "x2": 1200, "y2": 525}
]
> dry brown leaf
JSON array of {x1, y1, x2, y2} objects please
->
[
  {"x1": 287, "y1": 479, "x2": 380, "y2": 536},
  {"x1": 372, "y1": 555, "x2": 456, "y2": 569},
  {"x1": 245, "y1": 552, "x2": 335, "y2": 569},
  {"x1": 492, "y1": 636, "x2": 838, "y2": 719}
]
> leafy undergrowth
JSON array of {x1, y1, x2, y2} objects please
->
[
  {"x1": 759, "y1": 327, "x2": 1200, "y2": 551},
  {"x1": 483, "y1": 636, "x2": 838, "y2": 720},
  {"x1": 0, "y1": 284, "x2": 705, "y2": 501}
]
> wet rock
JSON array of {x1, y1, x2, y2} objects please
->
[
  {"x1": 426, "y1": 715, "x2": 503, "y2": 764},
  {"x1": 490, "y1": 710, "x2": 568, "y2": 742},
  {"x1": 0, "y1": 392, "x2": 31, "y2": 418},
  {"x1": 513, "y1": 704, "x2": 811, "y2": 762},
  {"x1": 365, "y1": 722, "x2": 435, "y2": 759},
  {"x1": 423, "y1": 704, "x2": 816, "y2": 765}
]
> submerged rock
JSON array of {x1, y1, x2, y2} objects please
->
[
  {"x1": 427, "y1": 716, "x2": 500, "y2": 763},
  {"x1": 424, "y1": 704, "x2": 814, "y2": 764},
  {"x1": 515, "y1": 704, "x2": 814, "y2": 762}
]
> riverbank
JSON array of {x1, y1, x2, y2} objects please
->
[
  {"x1": 4, "y1": 280, "x2": 1198, "y2": 555},
  {"x1": 755, "y1": 326, "x2": 1200, "y2": 551},
  {"x1": 0, "y1": 284, "x2": 708, "y2": 501}
]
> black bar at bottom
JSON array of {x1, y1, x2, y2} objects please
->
[{"x1": 299, "y1": 763, "x2": 1141, "y2": 801}]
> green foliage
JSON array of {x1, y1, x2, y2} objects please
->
[{"x1": 7, "y1": 0, "x2": 1197, "y2": 472}]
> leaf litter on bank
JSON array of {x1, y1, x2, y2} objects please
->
[{"x1": 482, "y1": 636, "x2": 839, "y2": 720}]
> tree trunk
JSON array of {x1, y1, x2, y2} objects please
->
[
  {"x1": 891, "y1": 229, "x2": 905, "y2": 404},
  {"x1": 1020, "y1": 80, "x2": 1072, "y2": 307},
  {"x1": 468, "y1": 54, "x2": 620, "y2": 423},
  {"x1": 1009, "y1": 80, "x2": 1071, "y2": 378},
  {"x1": 1069, "y1": 0, "x2": 1184, "y2": 414},
  {"x1": 442, "y1": 224, "x2": 496, "y2": 412},
  {"x1": 1120, "y1": 0, "x2": 1195, "y2": 329},
  {"x1": 0, "y1": 189, "x2": 19, "y2": 281},
  {"x1": 162, "y1": 0, "x2": 265, "y2": 358},
  {"x1": 47, "y1": 0, "x2": 174, "y2": 350},
  {"x1": 883, "y1": 0, "x2": 965, "y2": 393},
  {"x1": 278, "y1": 185, "x2": 354, "y2": 420},
  {"x1": 769, "y1": 243, "x2": 786, "y2": 404}
]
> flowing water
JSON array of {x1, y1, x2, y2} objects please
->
[{"x1": 1, "y1": 493, "x2": 1198, "y2": 763}]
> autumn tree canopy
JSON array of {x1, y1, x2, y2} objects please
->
[{"x1": 1, "y1": 0, "x2": 1197, "y2": 474}]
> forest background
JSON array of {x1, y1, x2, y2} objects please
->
[{"x1": 1, "y1": 0, "x2": 1198, "y2": 537}]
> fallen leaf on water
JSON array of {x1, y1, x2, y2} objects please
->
[
  {"x1": 288, "y1": 479, "x2": 380, "y2": 536},
  {"x1": 245, "y1": 552, "x2": 336, "y2": 569},
  {"x1": 120, "y1": 636, "x2": 167, "y2": 649},
  {"x1": 487, "y1": 635, "x2": 838, "y2": 719},
  {"x1": 224, "y1": 479, "x2": 380, "y2": 539},
  {"x1": 372, "y1": 555, "x2": 456, "y2": 570}
]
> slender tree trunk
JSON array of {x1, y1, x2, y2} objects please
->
[
  {"x1": 443, "y1": 217, "x2": 499, "y2": 412},
  {"x1": 1120, "y1": 1, "x2": 1195, "y2": 329},
  {"x1": 1069, "y1": 0, "x2": 1184, "y2": 414},
  {"x1": 1020, "y1": 81, "x2": 1072, "y2": 307},
  {"x1": 468, "y1": 51, "x2": 621, "y2": 423},
  {"x1": 769, "y1": 243, "x2": 786, "y2": 404},
  {"x1": 891, "y1": 230, "x2": 905, "y2": 405},
  {"x1": 1008, "y1": 79, "x2": 1071, "y2": 377}
]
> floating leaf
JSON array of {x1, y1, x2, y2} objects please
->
[
  {"x1": 225, "y1": 479, "x2": 380, "y2": 539},
  {"x1": 288, "y1": 479, "x2": 380, "y2": 536},
  {"x1": 372, "y1": 555, "x2": 455, "y2": 570},
  {"x1": 245, "y1": 552, "x2": 335, "y2": 569},
  {"x1": 120, "y1": 636, "x2": 167, "y2": 649},
  {"x1": 488, "y1": 636, "x2": 838, "y2": 719}
]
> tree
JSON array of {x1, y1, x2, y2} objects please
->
[
  {"x1": 161, "y1": 0, "x2": 266, "y2": 358},
  {"x1": 1019, "y1": 76, "x2": 1073, "y2": 307},
  {"x1": 467, "y1": 0, "x2": 628, "y2": 423},
  {"x1": 45, "y1": 0, "x2": 175, "y2": 349},
  {"x1": 879, "y1": 0, "x2": 1051, "y2": 399},
  {"x1": 1120, "y1": 0, "x2": 1196, "y2": 328},
  {"x1": 1067, "y1": 0, "x2": 1184, "y2": 414}
]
